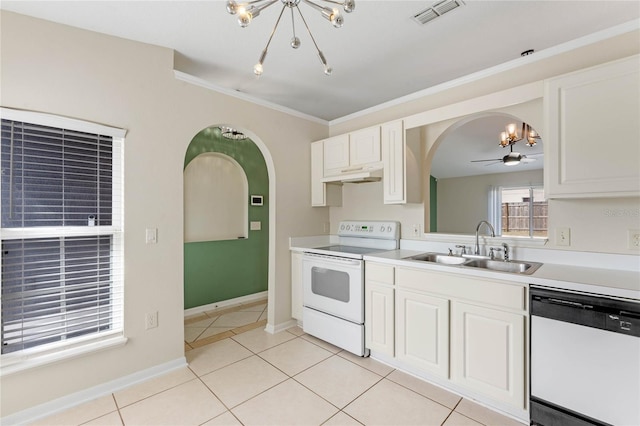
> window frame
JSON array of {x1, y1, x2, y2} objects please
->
[
  {"x1": 489, "y1": 184, "x2": 547, "y2": 239},
  {"x1": 0, "y1": 107, "x2": 126, "y2": 375}
]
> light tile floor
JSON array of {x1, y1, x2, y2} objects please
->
[
  {"x1": 31, "y1": 324, "x2": 525, "y2": 426},
  {"x1": 184, "y1": 299, "x2": 268, "y2": 350}
]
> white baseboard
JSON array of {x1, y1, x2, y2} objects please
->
[
  {"x1": 2, "y1": 357, "x2": 187, "y2": 426},
  {"x1": 265, "y1": 319, "x2": 298, "y2": 334},
  {"x1": 184, "y1": 291, "x2": 268, "y2": 317}
]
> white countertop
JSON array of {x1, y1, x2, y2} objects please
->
[
  {"x1": 364, "y1": 250, "x2": 640, "y2": 301},
  {"x1": 290, "y1": 236, "x2": 640, "y2": 300}
]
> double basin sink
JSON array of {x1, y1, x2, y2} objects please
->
[{"x1": 405, "y1": 253, "x2": 542, "y2": 275}]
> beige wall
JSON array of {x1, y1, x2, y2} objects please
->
[{"x1": 0, "y1": 11, "x2": 329, "y2": 416}]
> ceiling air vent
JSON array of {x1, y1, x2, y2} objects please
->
[{"x1": 413, "y1": 0, "x2": 466, "y2": 25}]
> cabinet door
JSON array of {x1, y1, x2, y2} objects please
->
[
  {"x1": 311, "y1": 141, "x2": 326, "y2": 206},
  {"x1": 323, "y1": 134, "x2": 350, "y2": 175},
  {"x1": 545, "y1": 55, "x2": 640, "y2": 198},
  {"x1": 451, "y1": 301, "x2": 525, "y2": 409},
  {"x1": 396, "y1": 289, "x2": 449, "y2": 378},
  {"x1": 381, "y1": 120, "x2": 405, "y2": 204},
  {"x1": 350, "y1": 126, "x2": 381, "y2": 167},
  {"x1": 291, "y1": 251, "x2": 304, "y2": 320},
  {"x1": 311, "y1": 141, "x2": 341, "y2": 207},
  {"x1": 365, "y1": 282, "x2": 394, "y2": 357}
]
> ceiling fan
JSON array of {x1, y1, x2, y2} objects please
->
[{"x1": 471, "y1": 144, "x2": 542, "y2": 167}]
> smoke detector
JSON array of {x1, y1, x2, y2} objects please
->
[{"x1": 413, "y1": 0, "x2": 466, "y2": 25}]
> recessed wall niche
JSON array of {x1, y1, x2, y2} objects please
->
[{"x1": 184, "y1": 152, "x2": 248, "y2": 242}]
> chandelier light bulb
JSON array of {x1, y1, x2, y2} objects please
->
[
  {"x1": 226, "y1": 0, "x2": 238, "y2": 14},
  {"x1": 506, "y1": 123, "x2": 518, "y2": 139},
  {"x1": 343, "y1": 0, "x2": 355, "y2": 13},
  {"x1": 324, "y1": 65, "x2": 333, "y2": 76},
  {"x1": 499, "y1": 131, "x2": 508, "y2": 147},
  {"x1": 331, "y1": 10, "x2": 344, "y2": 28},
  {"x1": 254, "y1": 62, "x2": 264, "y2": 75},
  {"x1": 291, "y1": 36, "x2": 301, "y2": 49},
  {"x1": 237, "y1": 9, "x2": 252, "y2": 27}
]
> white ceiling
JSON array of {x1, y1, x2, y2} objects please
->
[{"x1": 2, "y1": 1, "x2": 639, "y2": 122}]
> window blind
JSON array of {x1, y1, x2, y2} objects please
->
[
  {"x1": 1, "y1": 120, "x2": 113, "y2": 228},
  {"x1": 1, "y1": 113, "x2": 124, "y2": 357}
]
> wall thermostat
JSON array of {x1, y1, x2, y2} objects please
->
[{"x1": 251, "y1": 195, "x2": 263, "y2": 206}]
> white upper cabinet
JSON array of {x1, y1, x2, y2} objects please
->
[
  {"x1": 323, "y1": 127, "x2": 381, "y2": 176},
  {"x1": 382, "y1": 120, "x2": 405, "y2": 204},
  {"x1": 349, "y1": 126, "x2": 381, "y2": 167},
  {"x1": 381, "y1": 120, "x2": 422, "y2": 205},
  {"x1": 311, "y1": 140, "x2": 342, "y2": 207},
  {"x1": 323, "y1": 134, "x2": 350, "y2": 174},
  {"x1": 544, "y1": 55, "x2": 640, "y2": 198}
]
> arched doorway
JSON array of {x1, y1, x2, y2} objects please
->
[{"x1": 182, "y1": 125, "x2": 275, "y2": 344}]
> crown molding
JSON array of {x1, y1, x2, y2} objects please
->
[{"x1": 173, "y1": 71, "x2": 329, "y2": 126}]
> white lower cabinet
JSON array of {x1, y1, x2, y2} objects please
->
[
  {"x1": 365, "y1": 281, "x2": 394, "y2": 356},
  {"x1": 451, "y1": 301, "x2": 525, "y2": 408},
  {"x1": 396, "y1": 289, "x2": 449, "y2": 378},
  {"x1": 365, "y1": 264, "x2": 528, "y2": 417},
  {"x1": 365, "y1": 263, "x2": 395, "y2": 357}
]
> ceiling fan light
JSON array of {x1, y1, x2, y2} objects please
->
[
  {"x1": 506, "y1": 123, "x2": 519, "y2": 139},
  {"x1": 503, "y1": 153, "x2": 521, "y2": 166}
]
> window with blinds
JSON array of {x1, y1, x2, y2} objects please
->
[{"x1": 0, "y1": 109, "x2": 124, "y2": 360}]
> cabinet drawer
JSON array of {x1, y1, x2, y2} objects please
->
[
  {"x1": 396, "y1": 267, "x2": 525, "y2": 311},
  {"x1": 366, "y1": 262, "x2": 395, "y2": 285}
]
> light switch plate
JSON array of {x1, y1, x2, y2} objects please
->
[
  {"x1": 555, "y1": 227, "x2": 570, "y2": 246},
  {"x1": 146, "y1": 228, "x2": 158, "y2": 244},
  {"x1": 250, "y1": 221, "x2": 261, "y2": 231}
]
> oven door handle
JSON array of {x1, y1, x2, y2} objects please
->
[{"x1": 303, "y1": 253, "x2": 362, "y2": 266}]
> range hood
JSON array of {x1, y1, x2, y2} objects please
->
[{"x1": 321, "y1": 166, "x2": 383, "y2": 184}]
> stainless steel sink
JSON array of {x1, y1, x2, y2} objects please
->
[
  {"x1": 408, "y1": 253, "x2": 468, "y2": 265},
  {"x1": 405, "y1": 252, "x2": 543, "y2": 275},
  {"x1": 464, "y1": 259, "x2": 542, "y2": 275}
]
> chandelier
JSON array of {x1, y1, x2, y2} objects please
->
[
  {"x1": 219, "y1": 126, "x2": 247, "y2": 140},
  {"x1": 225, "y1": 0, "x2": 356, "y2": 76},
  {"x1": 499, "y1": 122, "x2": 540, "y2": 148}
]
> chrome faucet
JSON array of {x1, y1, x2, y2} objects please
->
[
  {"x1": 502, "y1": 242, "x2": 510, "y2": 262},
  {"x1": 475, "y1": 220, "x2": 495, "y2": 255}
]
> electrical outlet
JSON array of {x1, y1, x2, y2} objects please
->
[
  {"x1": 628, "y1": 229, "x2": 640, "y2": 250},
  {"x1": 556, "y1": 227, "x2": 571, "y2": 246},
  {"x1": 413, "y1": 224, "x2": 421, "y2": 237},
  {"x1": 145, "y1": 311, "x2": 158, "y2": 330}
]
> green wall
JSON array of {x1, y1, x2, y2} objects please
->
[{"x1": 183, "y1": 127, "x2": 269, "y2": 310}]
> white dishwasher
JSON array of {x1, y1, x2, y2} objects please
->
[{"x1": 530, "y1": 286, "x2": 640, "y2": 426}]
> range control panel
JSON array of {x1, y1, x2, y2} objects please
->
[{"x1": 337, "y1": 221, "x2": 400, "y2": 240}]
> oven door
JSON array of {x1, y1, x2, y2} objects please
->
[{"x1": 302, "y1": 253, "x2": 364, "y2": 324}]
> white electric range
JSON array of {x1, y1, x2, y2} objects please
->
[{"x1": 301, "y1": 221, "x2": 400, "y2": 356}]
